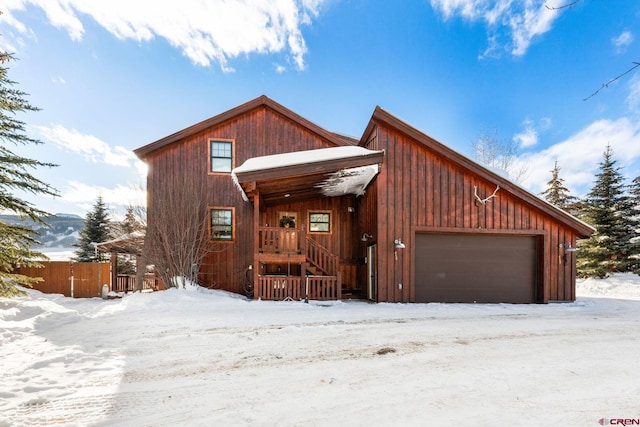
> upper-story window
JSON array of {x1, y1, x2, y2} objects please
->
[{"x1": 210, "y1": 139, "x2": 233, "y2": 173}]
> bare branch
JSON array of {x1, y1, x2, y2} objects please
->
[
  {"x1": 545, "y1": 0, "x2": 582, "y2": 10},
  {"x1": 583, "y1": 62, "x2": 640, "y2": 101},
  {"x1": 144, "y1": 172, "x2": 214, "y2": 289},
  {"x1": 471, "y1": 128, "x2": 529, "y2": 184}
]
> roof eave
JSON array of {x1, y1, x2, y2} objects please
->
[{"x1": 233, "y1": 150, "x2": 385, "y2": 183}]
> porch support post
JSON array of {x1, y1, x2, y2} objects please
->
[
  {"x1": 301, "y1": 262, "x2": 306, "y2": 301},
  {"x1": 110, "y1": 252, "x2": 117, "y2": 292},
  {"x1": 253, "y1": 185, "x2": 260, "y2": 299}
]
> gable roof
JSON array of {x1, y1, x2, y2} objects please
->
[
  {"x1": 134, "y1": 95, "x2": 352, "y2": 159},
  {"x1": 363, "y1": 106, "x2": 595, "y2": 238}
]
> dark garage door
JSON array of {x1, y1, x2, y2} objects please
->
[{"x1": 415, "y1": 234, "x2": 537, "y2": 303}]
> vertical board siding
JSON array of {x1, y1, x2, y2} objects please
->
[
  {"x1": 145, "y1": 106, "x2": 353, "y2": 294},
  {"x1": 357, "y1": 131, "x2": 378, "y2": 297},
  {"x1": 374, "y1": 122, "x2": 579, "y2": 303}
]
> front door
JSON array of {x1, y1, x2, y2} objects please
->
[
  {"x1": 367, "y1": 244, "x2": 377, "y2": 301},
  {"x1": 278, "y1": 211, "x2": 299, "y2": 253}
]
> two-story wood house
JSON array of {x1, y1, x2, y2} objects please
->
[{"x1": 134, "y1": 95, "x2": 593, "y2": 303}]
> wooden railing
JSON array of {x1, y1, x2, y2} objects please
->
[
  {"x1": 305, "y1": 273, "x2": 342, "y2": 301},
  {"x1": 257, "y1": 274, "x2": 341, "y2": 301},
  {"x1": 255, "y1": 228, "x2": 341, "y2": 301},
  {"x1": 258, "y1": 276, "x2": 301, "y2": 300},
  {"x1": 113, "y1": 274, "x2": 161, "y2": 293},
  {"x1": 259, "y1": 227, "x2": 302, "y2": 254},
  {"x1": 306, "y1": 237, "x2": 338, "y2": 276}
]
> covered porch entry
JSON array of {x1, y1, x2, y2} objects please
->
[{"x1": 232, "y1": 146, "x2": 384, "y2": 301}]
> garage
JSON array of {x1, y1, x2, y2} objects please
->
[{"x1": 415, "y1": 233, "x2": 538, "y2": 303}]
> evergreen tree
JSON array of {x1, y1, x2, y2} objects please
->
[
  {"x1": 0, "y1": 53, "x2": 58, "y2": 297},
  {"x1": 120, "y1": 205, "x2": 144, "y2": 235},
  {"x1": 577, "y1": 145, "x2": 632, "y2": 277},
  {"x1": 74, "y1": 196, "x2": 111, "y2": 262},
  {"x1": 626, "y1": 176, "x2": 640, "y2": 274},
  {"x1": 114, "y1": 205, "x2": 144, "y2": 275},
  {"x1": 540, "y1": 160, "x2": 578, "y2": 212}
]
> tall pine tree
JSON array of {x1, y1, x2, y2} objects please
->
[
  {"x1": 74, "y1": 196, "x2": 111, "y2": 262},
  {"x1": 114, "y1": 205, "x2": 144, "y2": 275},
  {"x1": 577, "y1": 145, "x2": 632, "y2": 277},
  {"x1": 0, "y1": 53, "x2": 58, "y2": 297},
  {"x1": 626, "y1": 176, "x2": 640, "y2": 274},
  {"x1": 540, "y1": 160, "x2": 578, "y2": 212}
]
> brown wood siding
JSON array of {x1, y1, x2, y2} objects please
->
[
  {"x1": 373, "y1": 122, "x2": 581, "y2": 303},
  {"x1": 144, "y1": 106, "x2": 349, "y2": 294},
  {"x1": 354, "y1": 129, "x2": 380, "y2": 297}
]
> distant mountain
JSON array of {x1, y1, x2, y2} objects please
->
[{"x1": 0, "y1": 213, "x2": 84, "y2": 248}]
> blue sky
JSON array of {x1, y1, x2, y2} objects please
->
[{"x1": 1, "y1": 0, "x2": 639, "y2": 217}]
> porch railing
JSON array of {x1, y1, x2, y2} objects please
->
[
  {"x1": 257, "y1": 274, "x2": 341, "y2": 301},
  {"x1": 113, "y1": 274, "x2": 160, "y2": 293},
  {"x1": 259, "y1": 227, "x2": 302, "y2": 254},
  {"x1": 306, "y1": 237, "x2": 338, "y2": 276},
  {"x1": 258, "y1": 276, "x2": 301, "y2": 300},
  {"x1": 305, "y1": 274, "x2": 341, "y2": 301}
]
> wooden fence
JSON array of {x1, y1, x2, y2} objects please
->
[{"x1": 16, "y1": 261, "x2": 110, "y2": 298}]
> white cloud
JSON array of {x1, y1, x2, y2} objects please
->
[
  {"x1": 519, "y1": 117, "x2": 640, "y2": 197},
  {"x1": 612, "y1": 30, "x2": 634, "y2": 54},
  {"x1": 539, "y1": 117, "x2": 552, "y2": 131},
  {"x1": 0, "y1": 0, "x2": 323, "y2": 71},
  {"x1": 626, "y1": 72, "x2": 640, "y2": 112},
  {"x1": 430, "y1": 0, "x2": 561, "y2": 58},
  {"x1": 513, "y1": 119, "x2": 538, "y2": 148},
  {"x1": 35, "y1": 124, "x2": 143, "y2": 171},
  {"x1": 62, "y1": 181, "x2": 146, "y2": 211}
]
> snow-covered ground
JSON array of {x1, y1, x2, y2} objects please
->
[{"x1": 2, "y1": 275, "x2": 640, "y2": 426}]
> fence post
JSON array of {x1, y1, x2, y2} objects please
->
[
  {"x1": 305, "y1": 276, "x2": 309, "y2": 303},
  {"x1": 70, "y1": 262, "x2": 74, "y2": 298}
]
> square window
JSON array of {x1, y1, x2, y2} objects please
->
[
  {"x1": 210, "y1": 140, "x2": 233, "y2": 173},
  {"x1": 211, "y1": 208, "x2": 233, "y2": 241},
  {"x1": 309, "y1": 212, "x2": 330, "y2": 233}
]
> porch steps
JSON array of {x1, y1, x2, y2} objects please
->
[{"x1": 304, "y1": 262, "x2": 325, "y2": 276}]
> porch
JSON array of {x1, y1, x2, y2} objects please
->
[
  {"x1": 232, "y1": 146, "x2": 384, "y2": 302},
  {"x1": 255, "y1": 226, "x2": 342, "y2": 301}
]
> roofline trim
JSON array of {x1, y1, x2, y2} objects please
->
[
  {"x1": 365, "y1": 106, "x2": 595, "y2": 238},
  {"x1": 134, "y1": 95, "x2": 352, "y2": 159}
]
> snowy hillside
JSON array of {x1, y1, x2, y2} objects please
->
[
  {"x1": 1, "y1": 275, "x2": 639, "y2": 426},
  {"x1": 0, "y1": 214, "x2": 83, "y2": 249}
]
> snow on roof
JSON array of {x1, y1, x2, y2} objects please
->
[
  {"x1": 232, "y1": 146, "x2": 382, "y2": 175},
  {"x1": 232, "y1": 146, "x2": 383, "y2": 201},
  {"x1": 317, "y1": 165, "x2": 379, "y2": 197},
  {"x1": 96, "y1": 231, "x2": 145, "y2": 247}
]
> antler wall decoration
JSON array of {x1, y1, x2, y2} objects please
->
[{"x1": 474, "y1": 185, "x2": 500, "y2": 206}]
